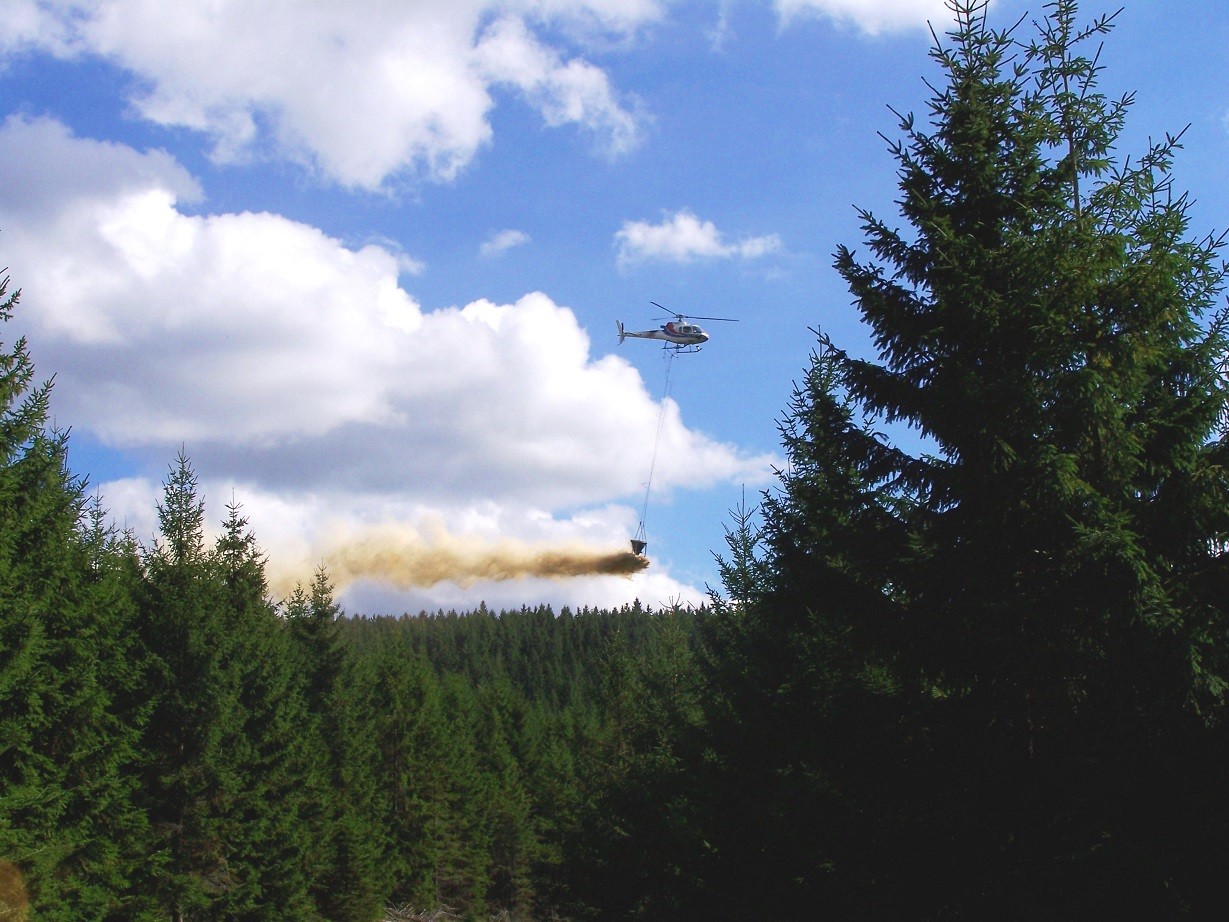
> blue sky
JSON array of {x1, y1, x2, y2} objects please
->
[{"x1": 1, "y1": 0, "x2": 1226, "y2": 614}]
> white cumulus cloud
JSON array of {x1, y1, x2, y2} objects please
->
[
  {"x1": 614, "y1": 209, "x2": 782, "y2": 267},
  {"x1": 0, "y1": 0, "x2": 660, "y2": 190}
]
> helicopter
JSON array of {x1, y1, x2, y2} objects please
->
[{"x1": 616, "y1": 302, "x2": 737, "y2": 353}]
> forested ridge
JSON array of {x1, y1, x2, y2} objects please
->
[{"x1": 5, "y1": 1, "x2": 1229, "y2": 918}]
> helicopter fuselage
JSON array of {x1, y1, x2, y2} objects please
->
[{"x1": 617, "y1": 320, "x2": 709, "y2": 349}]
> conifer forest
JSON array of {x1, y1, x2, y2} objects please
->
[{"x1": 4, "y1": 2, "x2": 1229, "y2": 918}]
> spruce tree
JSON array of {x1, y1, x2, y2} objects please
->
[
  {"x1": 286, "y1": 569, "x2": 387, "y2": 921},
  {"x1": 211, "y1": 501, "x2": 320, "y2": 919},
  {"x1": 286, "y1": 567, "x2": 344, "y2": 715},
  {"x1": 708, "y1": 1, "x2": 1229, "y2": 917},
  {"x1": 472, "y1": 674, "x2": 537, "y2": 915},
  {"x1": 134, "y1": 453, "x2": 245, "y2": 919},
  {"x1": 0, "y1": 272, "x2": 149, "y2": 919},
  {"x1": 363, "y1": 635, "x2": 453, "y2": 911},
  {"x1": 319, "y1": 662, "x2": 390, "y2": 922}
]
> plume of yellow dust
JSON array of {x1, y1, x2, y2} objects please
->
[{"x1": 269, "y1": 522, "x2": 648, "y2": 596}]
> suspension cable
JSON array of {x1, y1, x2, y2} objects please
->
[{"x1": 636, "y1": 348, "x2": 677, "y2": 545}]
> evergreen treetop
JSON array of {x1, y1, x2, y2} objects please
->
[
  {"x1": 708, "y1": 1, "x2": 1229, "y2": 915},
  {"x1": 824, "y1": 0, "x2": 1229, "y2": 719}
]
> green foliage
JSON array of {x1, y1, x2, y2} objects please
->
[
  {"x1": 0, "y1": 272, "x2": 150, "y2": 920},
  {"x1": 133, "y1": 460, "x2": 326, "y2": 919},
  {"x1": 133, "y1": 454, "x2": 237, "y2": 918},
  {"x1": 707, "y1": 1, "x2": 1229, "y2": 917},
  {"x1": 565, "y1": 615, "x2": 709, "y2": 919},
  {"x1": 337, "y1": 603, "x2": 711, "y2": 920},
  {"x1": 285, "y1": 569, "x2": 388, "y2": 922}
]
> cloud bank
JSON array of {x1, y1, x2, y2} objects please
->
[
  {"x1": 0, "y1": 114, "x2": 775, "y2": 611},
  {"x1": 0, "y1": 0, "x2": 976, "y2": 196},
  {"x1": 1, "y1": 0, "x2": 661, "y2": 190}
]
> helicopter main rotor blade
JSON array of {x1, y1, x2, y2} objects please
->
[{"x1": 647, "y1": 301, "x2": 737, "y2": 322}]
